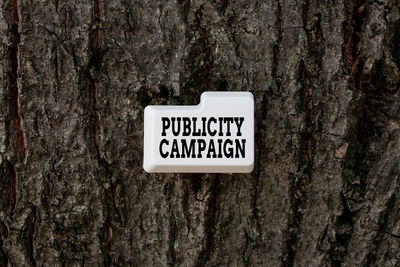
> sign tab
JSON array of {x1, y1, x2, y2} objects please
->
[{"x1": 143, "y1": 91, "x2": 254, "y2": 173}]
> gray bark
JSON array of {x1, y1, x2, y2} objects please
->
[{"x1": 1, "y1": 0, "x2": 400, "y2": 266}]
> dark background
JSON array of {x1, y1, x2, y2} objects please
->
[{"x1": 1, "y1": 0, "x2": 400, "y2": 266}]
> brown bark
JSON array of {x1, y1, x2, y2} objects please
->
[{"x1": 1, "y1": 0, "x2": 400, "y2": 266}]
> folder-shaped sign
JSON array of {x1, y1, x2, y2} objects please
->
[{"x1": 143, "y1": 91, "x2": 254, "y2": 173}]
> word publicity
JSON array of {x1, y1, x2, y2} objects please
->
[{"x1": 159, "y1": 116, "x2": 246, "y2": 159}]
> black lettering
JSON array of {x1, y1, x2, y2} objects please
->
[
  {"x1": 207, "y1": 139, "x2": 217, "y2": 158},
  {"x1": 159, "y1": 139, "x2": 169, "y2": 158},
  {"x1": 182, "y1": 117, "x2": 191, "y2": 136},
  {"x1": 235, "y1": 139, "x2": 246, "y2": 158},
  {"x1": 224, "y1": 117, "x2": 234, "y2": 136},
  {"x1": 170, "y1": 139, "x2": 180, "y2": 158},
  {"x1": 197, "y1": 139, "x2": 206, "y2": 158},
  {"x1": 171, "y1": 117, "x2": 181, "y2": 136},
  {"x1": 217, "y1": 139, "x2": 223, "y2": 158},
  {"x1": 192, "y1": 118, "x2": 201, "y2": 136},
  {"x1": 207, "y1": 117, "x2": 217, "y2": 136},
  {"x1": 224, "y1": 139, "x2": 234, "y2": 158},
  {"x1": 234, "y1": 117, "x2": 244, "y2": 136},
  {"x1": 181, "y1": 139, "x2": 196, "y2": 158},
  {"x1": 202, "y1": 117, "x2": 207, "y2": 136},
  {"x1": 161, "y1": 117, "x2": 170, "y2": 136},
  {"x1": 218, "y1": 117, "x2": 224, "y2": 136}
]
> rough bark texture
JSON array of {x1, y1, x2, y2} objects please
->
[{"x1": 1, "y1": 0, "x2": 400, "y2": 266}]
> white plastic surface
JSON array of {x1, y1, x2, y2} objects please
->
[{"x1": 143, "y1": 91, "x2": 254, "y2": 173}]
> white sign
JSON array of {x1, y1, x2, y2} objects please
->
[{"x1": 143, "y1": 91, "x2": 254, "y2": 173}]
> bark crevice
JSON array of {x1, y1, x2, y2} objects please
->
[
  {"x1": 8, "y1": 0, "x2": 26, "y2": 162},
  {"x1": 195, "y1": 174, "x2": 220, "y2": 267},
  {"x1": 85, "y1": 0, "x2": 121, "y2": 264},
  {"x1": 365, "y1": 192, "x2": 397, "y2": 265},
  {"x1": 271, "y1": 0, "x2": 282, "y2": 94},
  {"x1": 27, "y1": 206, "x2": 37, "y2": 267},
  {"x1": 195, "y1": 5, "x2": 213, "y2": 92},
  {"x1": 165, "y1": 180, "x2": 177, "y2": 266},
  {"x1": 7, "y1": 161, "x2": 17, "y2": 215},
  {"x1": 327, "y1": 193, "x2": 354, "y2": 265},
  {"x1": 326, "y1": 2, "x2": 367, "y2": 265},
  {"x1": 252, "y1": 90, "x2": 268, "y2": 241}
]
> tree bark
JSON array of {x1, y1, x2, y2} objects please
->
[{"x1": 1, "y1": 0, "x2": 400, "y2": 266}]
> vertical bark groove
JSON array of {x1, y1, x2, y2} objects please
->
[
  {"x1": 196, "y1": 174, "x2": 220, "y2": 267},
  {"x1": 283, "y1": 0, "x2": 314, "y2": 263},
  {"x1": 252, "y1": 90, "x2": 268, "y2": 241},
  {"x1": 195, "y1": 5, "x2": 213, "y2": 92},
  {"x1": 0, "y1": 237, "x2": 8, "y2": 267},
  {"x1": 365, "y1": 192, "x2": 396, "y2": 265},
  {"x1": 27, "y1": 206, "x2": 37, "y2": 267},
  {"x1": 350, "y1": 0, "x2": 366, "y2": 93},
  {"x1": 271, "y1": 0, "x2": 282, "y2": 91},
  {"x1": 8, "y1": 0, "x2": 25, "y2": 162},
  {"x1": 6, "y1": 161, "x2": 17, "y2": 215},
  {"x1": 105, "y1": 215, "x2": 112, "y2": 265},
  {"x1": 328, "y1": 193, "x2": 354, "y2": 265},
  {"x1": 166, "y1": 180, "x2": 177, "y2": 266},
  {"x1": 86, "y1": 0, "x2": 120, "y2": 264}
]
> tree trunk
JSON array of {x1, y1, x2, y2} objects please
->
[{"x1": 1, "y1": 0, "x2": 400, "y2": 266}]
